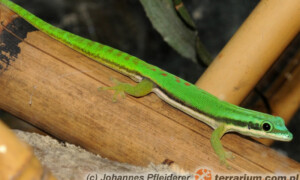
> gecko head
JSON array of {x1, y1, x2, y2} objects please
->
[
  {"x1": 257, "y1": 116, "x2": 293, "y2": 141},
  {"x1": 237, "y1": 116, "x2": 293, "y2": 142}
]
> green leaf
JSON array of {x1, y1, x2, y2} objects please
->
[{"x1": 140, "y1": 0, "x2": 198, "y2": 63}]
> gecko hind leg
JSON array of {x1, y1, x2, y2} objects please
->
[
  {"x1": 211, "y1": 124, "x2": 233, "y2": 169},
  {"x1": 99, "y1": 78, "x2": 154, "y2": 102}
]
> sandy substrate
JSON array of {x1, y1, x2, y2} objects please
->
[{"x1": 14, "y1": 130, "x2": 184, "y2": 180}]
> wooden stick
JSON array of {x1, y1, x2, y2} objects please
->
[
  {"x1": 0, "y1": 3, "x2": 299, "y2": 173},
  {"x1": 195, "y1": 0, "x2": 300, "y2": 105},
  {"x1": 0, "y1": 120, "x2": 56, "y2": 180}
]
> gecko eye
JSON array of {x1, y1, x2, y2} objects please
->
[{"x1": 262, "y1": 122, "x2": 272, "y2": 132}]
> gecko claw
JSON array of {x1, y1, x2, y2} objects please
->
[
  {"x1": 112, "y1": 90, "x2": 125, "y2": 102},
  {"x1": 120, "y1": 91, "x2": 126, "y2": 99},
  {"x1": 98, "y1": 87, "x2": 107, "y2": 91},
  {"x1": 99, "y1": 78, "x2": 127, "y2": 102},
  {"x1": 219, "y1": 157, "x2": 232, "y2": 169},
  {"x1": 225, "y1": 151, "x2": 235, "y2": 160},
  {"x1": 218, "y1": 151, "x2": 234, "y2": 169}
]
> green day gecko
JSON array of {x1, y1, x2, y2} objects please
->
[{"x1": 0, "y1": 0, "x2": 292, "y2": 167}]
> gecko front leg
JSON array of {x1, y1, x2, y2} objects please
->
[
  {"x1": 99, "y1": 78, "x2": 154, "y2": 102},
  {"x1": 211, "y1": 123, "x2": 234, "y2": 168}
]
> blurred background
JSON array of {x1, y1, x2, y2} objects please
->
[{"x1": 1, "y1": 0, "x2": 299, "y2": 162}]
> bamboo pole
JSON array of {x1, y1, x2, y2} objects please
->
[
  {"x1": 269, "y1": 59, "x2": 300, "y2": 124},
  {"x1": 255, "y1": 51, "x2": 300, "y2": 145},
  {"x1": 262, "y1": 50, "x2": 300, "y2": 123},
  {"x1": 0, "y1": 3, "x2": 300, "y2": 173},
  {"x1": 0, "y1": 120, "x2": 56, "y2": 180},
  {"x1": 195, "y1": 0, "x2": 300, "y2": 105}
]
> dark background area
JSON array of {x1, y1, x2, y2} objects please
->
[{"x1": 6, "y1": 0, "x2": 300, "y2": 162}]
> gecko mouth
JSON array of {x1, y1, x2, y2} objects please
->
[
  {"x1": 235, "y1": 128, "x2": 293, "y2": 142},
  {"x1": 263, "y1": 131, "x2": 293, "y2": 142},
  {"x1": 273, "y1": 132, "x2": 293, "y2": 142}
]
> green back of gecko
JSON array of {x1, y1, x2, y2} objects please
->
[{"x1": 1, "y1": 0, "x2": 292, "y2": 144}]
